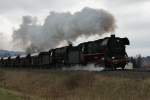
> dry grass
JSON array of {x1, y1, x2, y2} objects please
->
[{"x1": 0, "y1": 68, "x2": 150, "y2": 100}]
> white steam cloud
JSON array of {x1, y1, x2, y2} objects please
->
[
  {"x1": 13, "y1": 7, "x2": 116, "y2": 53},
  {"x1": 63, "y1": 64, "x2": 104, "y2": 71}
]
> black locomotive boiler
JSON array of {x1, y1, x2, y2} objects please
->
[{"x1": 0, "y1": 35, "x2": 130, "y2": 70}]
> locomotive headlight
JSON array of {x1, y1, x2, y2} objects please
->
[
  {"x1": 101, "y1": 57, "x2": 104, "y2": 60},
  {"x1": 112, "y1": 57, "x2": 115, "y2": 59}
]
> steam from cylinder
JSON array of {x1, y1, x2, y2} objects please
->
[{"x1": 12, "y1": 7, "x2": 116, "y2": 53}]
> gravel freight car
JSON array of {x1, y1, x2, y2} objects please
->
[{"x1": 38, "y1": 52, "x2": 52, "y2": 68}]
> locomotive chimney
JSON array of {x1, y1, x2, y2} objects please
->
[
  {"x1": 111, "y1": 34, "x2": 115, "y2": 38},
  {"x1": 68, "y1": 41, "x2": 72, "y2": 47}
]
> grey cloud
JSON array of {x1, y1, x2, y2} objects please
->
[
  {"x1": 102, "y1": 0, "x2": 149, "y2": 7},
  {"x1": 0, "y1": 0, "x2": 79, "y2": 13},
  {"x1": 0, "y1": 0, "x2": 150, "y2": 56}
]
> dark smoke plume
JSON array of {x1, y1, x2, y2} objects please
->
[{"x1": 12, "y1": 7, "x2": 116, "y2": 53}]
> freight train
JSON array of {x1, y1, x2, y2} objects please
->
[{"x1": 0, "y1": 35, "x2": 130, "y2": 70}]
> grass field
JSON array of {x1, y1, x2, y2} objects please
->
[
  {"x1": 0, "y1": 68, "x2": 150, "y2": 100},
  {"x1": 0, "y1": 88, "x2": 21, "y2": 100}
]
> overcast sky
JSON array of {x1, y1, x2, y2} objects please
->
[{"x1": 0, "y1": 0, "x2": 150, "y2": 56}]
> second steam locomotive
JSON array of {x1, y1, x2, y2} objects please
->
[{"x1": 0, "y1": 35, "x2": 130, "y2": 70}]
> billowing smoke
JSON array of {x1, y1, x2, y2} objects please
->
[{"x1": 13, "y1": 7, "x2": 116, "y2": 53}]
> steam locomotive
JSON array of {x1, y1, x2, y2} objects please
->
[{"x1": 0, "y1": 35, "x2": 130, "y2": 70}]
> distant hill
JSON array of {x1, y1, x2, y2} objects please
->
[{"x1": 0, "y1": 50, "x2": 24, "y2": 57}]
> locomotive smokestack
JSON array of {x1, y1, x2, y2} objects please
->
[
  {"x1": 67, "y1": 41, "x2": 72, "y2": 47},
  {"x1": 111, "y1": 34, "x2": 115, "y2": 38},
  {"x1": 13, "y1": 7, "x2": 116, "y2": 53}
]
